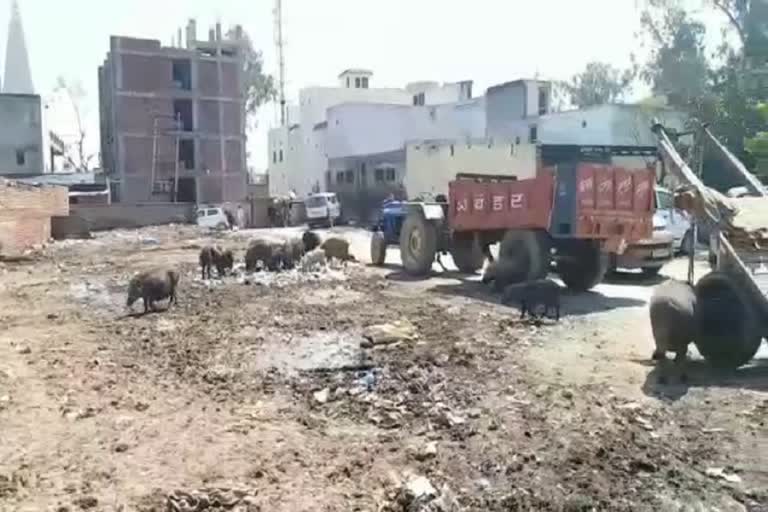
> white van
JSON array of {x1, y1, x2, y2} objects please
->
[
  {"x1": 655, "y1": 187, "x2": 693, "y2": 254},
  {"x1": 305, "y1": 193, "x2": 341, "y2": 228},
  {"x1": 196, "y1": 206, "x2": 230, "y2": 230}
]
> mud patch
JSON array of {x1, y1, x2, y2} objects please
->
[{"x1": 68, "y1": 279, "x2": 124, "y2": 314}]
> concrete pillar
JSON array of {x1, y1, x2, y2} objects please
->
[{"x1": 187, "y1": 19, "x2": 197, "y2": 47}]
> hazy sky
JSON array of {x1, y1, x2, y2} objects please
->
[{"x1": 0, "y1": 0, "x2": 726, "y2": 171}]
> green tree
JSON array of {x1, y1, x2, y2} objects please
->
[
  {"x1": 639, "y1": 2, "x2": 712, "y2": 111},
  {"x1": 746, "y1": 102, "x2": 768, "y2": 182},
  {"x1": 226, "y1": 27, "x2": 276, "y2": 126},
  {"x1": 563, "y1": 62, "x2": 633, "y2": 108}
]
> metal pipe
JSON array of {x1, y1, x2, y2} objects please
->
[
  {"x1": 150, "y1": 117, "x2": 158, "y2": 199},
  {"x1": 174, "y1": 114, "x2": 180, "y2": 203}
]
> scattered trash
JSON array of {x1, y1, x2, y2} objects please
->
[
  {"x1": 313, "y1": 388, "x2": 331, "y2": 404},
  {"x1": 634, "y1": 416, "x2": 655, "y2": 432},
  {"x1": 403, "y1": 475, "x2": 437, "y2": 502},
  {"x1": 114, "y1": 442, "x2": 130, "y2": 453},
  {"x1": 361, "y1": 319, "x2": 418, "y2": 348},
  {"x1": 412, "y1": 441, "x2": 438, "y2": 461},
  {"x1": 705, "y1": 467, "x2": 742, "y2": 484},
  {"x1": 166, "y1": 488, "x2": 258, "y2": 512}
]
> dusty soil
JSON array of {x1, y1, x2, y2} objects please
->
[{"x1": 0, "y1": 225, "x2": 766, "y2": 512}]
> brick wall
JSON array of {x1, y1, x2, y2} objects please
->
[
  {"x1": 0, "y1": 180, "x2": 69, "y2": 254},
  {"x1": 71, "y1": 203, "x2": 194, "y2": 231}
]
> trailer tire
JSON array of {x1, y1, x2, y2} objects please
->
[
  {"x1": 370, "y1": 231, "x2": 386, "y2": 266},
  {"x1": 558, "y1": 241, "x2": 608, "y2": 291},
  {"x1": 399, "y1": 212, "x2": 437, "y2": 276},
  {"x1": 450, "y1": 234, "x2": 485, "y2": 274},
  {"x1": 498, "y1": 230, "x2": 550, "y2": 281},
  {"x1": 694, "y1": 272, "x2": 762, "y2": 369}
]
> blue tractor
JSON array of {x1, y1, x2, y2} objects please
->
[
  {"x1": 369, "y1": 195, "x2": 460, "y2": 269},
  {"x1": 369, "y1": 199, "x2": 409, "y2": 266}
]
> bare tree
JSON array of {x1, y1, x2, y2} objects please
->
[{"x1": 54, "y1": 76, "x2": 95, "y2": 171}]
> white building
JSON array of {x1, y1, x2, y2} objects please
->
[
  {"x1": 267, "y1": 69, "x2": 477, "y2": 197},
  {"x1": 403, "y1": 139, "x2": 537, "y2": 200}
]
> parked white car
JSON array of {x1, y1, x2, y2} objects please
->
[
  {"x1": 305, "y1": 193, "x2": 341, "y2": 228},
  {"x1": 655, "y1": 186, "x2": 693, "y2": 254},
  {"x1": 196, "y1": 206, "x2": 230, "y2": 230}
]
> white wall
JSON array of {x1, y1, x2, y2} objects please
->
[
  {"x1": 267, "y1": 126, "x2": 304, "y2": 197},
  {"x1": 299, "y1": 87, "x2": 412, "y2": 130},
  {"x1": 403, "y1": 139, "x2": 537, "y2": 198},
  {"x1": 325, "y1": 100, "x2": 486, "y2": 160},
  {"x1": 267, "y1": 78, "x2": 479, "y2": 198},
  {"x1": 538, "y1": 105, "x2": 687, "y2": 147}
]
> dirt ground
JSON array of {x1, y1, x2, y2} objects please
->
[{"x1": 0, "y1": 225, "x2": 766, "y2": 512}]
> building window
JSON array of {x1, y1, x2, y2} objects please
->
[
  {"x1": 172, "y1": 59, "x2": 192, "y2": 90},
  {"x1": 336, "y1": 171, "x2": 344, "y2": 183},
  {"x1": 273, "y1": 151, "x2": 277, "y2": 164},
  {"x1": 412, "y1": 92, "x2": 425, "y2": 106},
  {"x1": 515, "y1": 136, "x2": 521, "y2": 145},
  {"x1": 179, "y1": 139, "x2": 195, "y2": 170},
  {"x1": 279, "y1": 150, "x2": 284, "y2": 162},
  {"x1": 346, "y1": 77, "x2": 350, "y2": 88},
  {"x1": 538, "y1": 89, "x2": 548, "y2": 115},
  {"x1": 15, "y1": 149, "x2": 25, "y2": 166},
  {"x1": 173, "y1": 99, "x2": 194, "y2": 131},
  {"x1": 450, "y1": 144, "x2": 454, "y2": 156},
  {"x1": 386, "y1": 168, "x2": 396, "y2": 182},
  {"x1": 345, "y1": 170, "x2": 354, "y2": 183},
  {"x1": 361, "y1": 77, "x2": 369, "y2": 88},
  {"x1": 375, "y1": 168, "x2": 384, "y2": 182},
  {"x1": 355, "y1": 77, "x2": 361, "y2": 88},
  {"x1": 529, "y1": 126, "x2": 538, "y2": 143},
  {"x1": 152, "y1": 180, "x2": 172, "y2": 194}
]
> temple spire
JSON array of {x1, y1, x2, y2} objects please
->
[{"x1": 3, "y1": 0, "x2": 35, "y2": 94}]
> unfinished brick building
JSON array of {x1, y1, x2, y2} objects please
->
[{"x1": 98, "y1": 20, "x2": 247, "y2": 204}]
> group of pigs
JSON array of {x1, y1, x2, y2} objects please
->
[
  {"x1": 474, "y1": 252, "x2": 697, "y2": 383},
  {"x1": 126, "y1": 230, "x2": 354, "y2": 314}
]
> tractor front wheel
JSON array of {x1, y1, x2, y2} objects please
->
[
  {"x1": 370, "y1": 231, "x2": 387, "y2": 266},
  {"x1": 399, "y1": 213, "x2": 437, "y2": 276}
]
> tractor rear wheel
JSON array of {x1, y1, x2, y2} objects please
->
[
  {"x1": 370, "y1": 231, "x2": 387, "y2": 266},
  {"x1": 399, "y1": 213, "x2": 437, "y2": 276},
  {"x1": 450, "y1": 233, "x2": 485, "y2": 274},
  {"x1": 695, "y1": 272, "x2": 762, "y2": 369},
  {"x1": 558, "y1": 240, "x2": 608, "y2": 291},
  {"x1": 498, "y1": 230, "x2": 550, "y2": 281}
]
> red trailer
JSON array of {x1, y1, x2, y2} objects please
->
[{"x1": 396, "y1": 145, "x2": 658, "y2": 290}]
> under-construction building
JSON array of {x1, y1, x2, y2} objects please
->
[{"x1": 98, "y1": 20, "x2": 247, "y2": 204}]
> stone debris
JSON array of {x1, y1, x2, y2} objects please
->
[
  {"x1": 313, "y1": 388, "x2": 331, "y2": 404},
  {"x1": 381, "y1": 474, "x2": 460, "y2": 512},
  {"x1": 361, "y1": 319, "x2": 418, "y2": 348},
  {"x1": 166, "y1": 488, "x2": 258, "y2": 512},
  {"x1": 705, "y1": 467, "x2": 742, "y2": 484}
]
